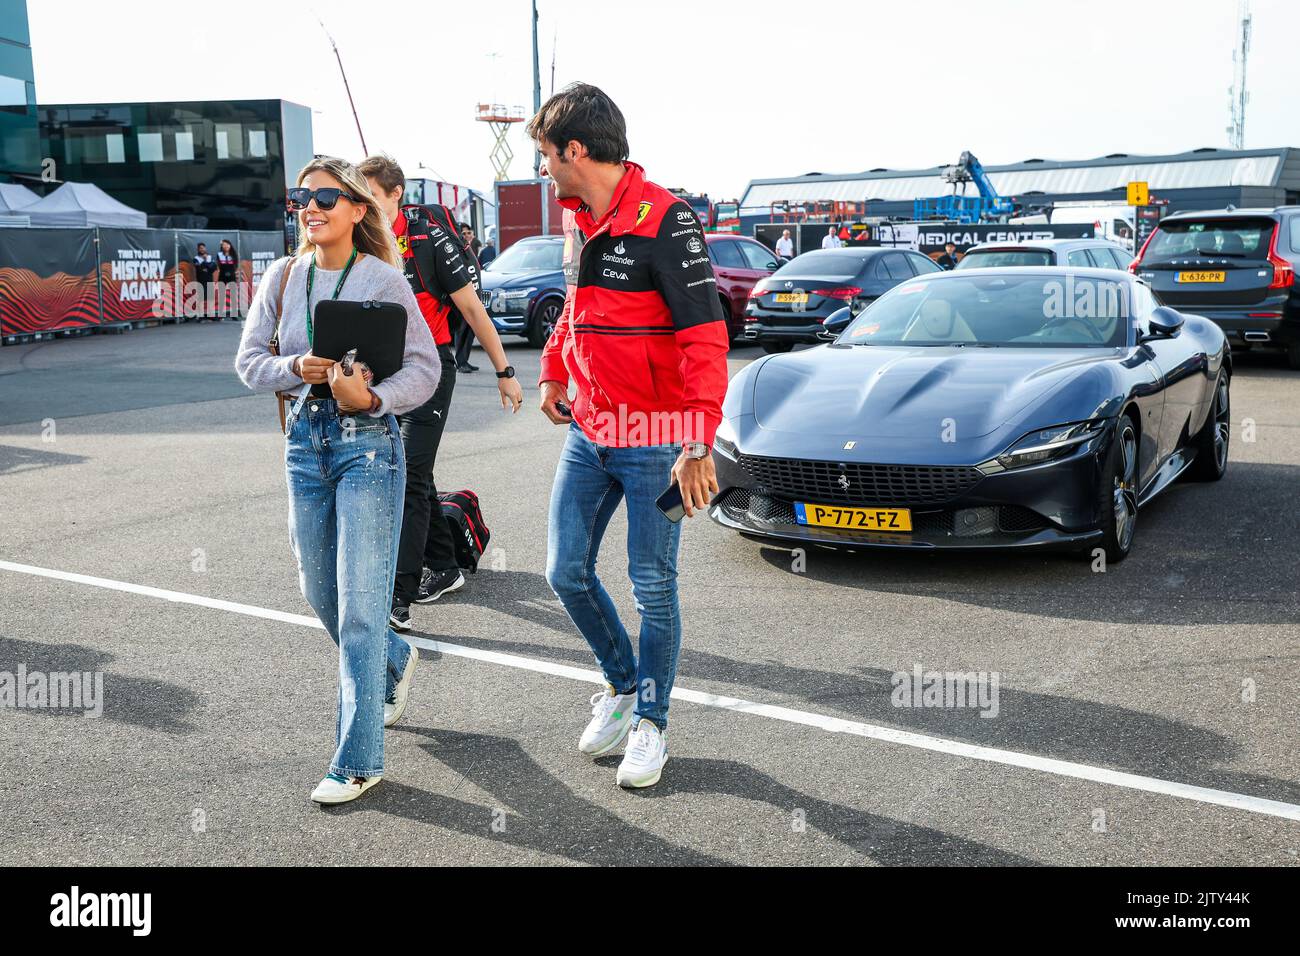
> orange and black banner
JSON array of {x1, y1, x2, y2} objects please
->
[
  {"x1": 0, "y1": 228, "x2": 100, "y2": 336},
  {"x1": 96, "y1": 228, "x2": 179, "y2": 326}
]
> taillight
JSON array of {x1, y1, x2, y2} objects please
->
[
  {"x1": 1266, "y1": 225, "x2": 1294, "y2": 289},
  {"x1": 812, "y1": 286, "x2": 862, "y2": 301},
  {"x1": 1129, "y1": 229, "x2": 1156, "y2": 274},
  {"x1": 748, "y1": 286, "x2": 767, "y2": 300}
]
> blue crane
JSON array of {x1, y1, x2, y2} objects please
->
[{"x1": 914, "y1": 151, "x2": 1017, "y2": 224}]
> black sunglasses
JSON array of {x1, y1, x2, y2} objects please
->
[{"x1": 287, "y1": 187, "x2": 361, "y2": 211}]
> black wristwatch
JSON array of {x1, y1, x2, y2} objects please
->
[{"x1": 496, "y1": 366, "x2": 516, "y2": 380}]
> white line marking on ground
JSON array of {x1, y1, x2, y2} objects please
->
[{"x1": 4, "y1": 558, "x2": 1299, "y2": 824}]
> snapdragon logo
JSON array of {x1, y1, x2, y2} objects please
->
[
  {"x1": 50, "y1": 886, "x2": 151, "y2": 936},
  {"x1": 890, "y1": 664, "x2": 1000, "y2": 718},
  {"x1": 0, "y1": 665, "x2": 103, "y2": 718}
]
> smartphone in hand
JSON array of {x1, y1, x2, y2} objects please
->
[{"x1": 656, "y1": 482, "x2": 686, "y2": 523}]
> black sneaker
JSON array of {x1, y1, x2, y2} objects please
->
[
  {"x1": 415, "y1": 567, "x2": 465, "y2": 604},
  {"x1": 456, "y1": 363, "x2": 478, "y2": 374},
  {"x1": 389, "y1": 602, "x2": 412, "y2": 632}
]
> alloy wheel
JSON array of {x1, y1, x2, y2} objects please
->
[
  {"x1": 1112, "y1": 424, "x2": 1138, "y2": 551},
  {"x1": 1213, "y1": 376, "x2": 1230, "y2": 471}
]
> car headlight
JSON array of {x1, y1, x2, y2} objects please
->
[
  {"x1": 497, "y1": 287, "x2": 536, "y2": 300},
  {"x1": 713, "y1": 418, "x2": 739, "y2": 460},
  {"x1": 979, "y1": 420, "x2": 1105, "y2": 474}
]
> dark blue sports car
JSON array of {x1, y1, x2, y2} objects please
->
[
  {"x1": 477, "y1": 235, "x2": 567, "y2": 347},
  {"x1": 710, "y1": 267, "x2": 1231, "y2": 561}
]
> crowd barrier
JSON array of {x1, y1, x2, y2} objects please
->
[{"x1": 0, "y1": 227, "x2": 286, "y2": 343}]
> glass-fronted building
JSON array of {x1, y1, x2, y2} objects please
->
[
  {"x1": 0, "y1": 0, "x2": 39, "y2": 183},
  {"x1": 38, "y1": 99, "x2": 313, "y2": 231}
]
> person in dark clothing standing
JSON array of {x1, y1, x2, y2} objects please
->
[
  {"x1": 359, "y1": 154, "x2": 523, "y2": 634},
  {"x1": 193, "y1": 243, "x2": 217, "y2": 319},
  {"x1": 452, "y1": 223, "x2": 482, "y2": 373},
  {"x1": 937, "y1": 241, "x2": 960, "y2": 270},
  {"x1": 478, "y1": 226, "x2": 497, "y2": 267},
  {"x1": 216, "y1": 239, "x2": 238, "y2": 318}
]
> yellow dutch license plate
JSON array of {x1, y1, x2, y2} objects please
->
[
  {"x1": 774, "y1": 293, "x2": 809, "y2": 304},
  {"x1": 796, "y1": 502, "x2": 912, "y2": 532},
  {"x1": 1175, "y1": 271, "x2": 1226, "y2": 283}
]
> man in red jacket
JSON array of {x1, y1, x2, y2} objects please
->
[{"x1": 530, "y1": 83, "x2": 730, "y2": 788}]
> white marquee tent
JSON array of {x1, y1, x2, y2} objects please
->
[{"x1": 25, "y1": 181, "x2": 147, "y2": 228}]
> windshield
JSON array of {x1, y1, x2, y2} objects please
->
[
  {"x1": 485, "y1": 240, "x2": 563, "y2": 273},
  {"x1": 839, "y1": 272, "x2": 1133, "y2": 348},
  {"x1": 1143, "y1": 218, "x2": 1274, "y2": 261},
  {"x1": 956, "y1": 249, "x2": 1053, "y2": 269},
  {"x1": 774, "y1": 251, "x2": 868, "y2": 278}
]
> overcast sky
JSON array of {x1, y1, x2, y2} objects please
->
[{"x1": 29, "y1": 0, "x2": 1299, "y2": 202}]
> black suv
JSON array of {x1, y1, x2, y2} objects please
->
[{"x1": 1130, "y1": 206, "x2": 1299, "y2": 368}]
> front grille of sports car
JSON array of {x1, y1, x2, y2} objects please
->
[
  {"x1": 715, "y1": 490, "x2": 1049, "y2": 539},
  {"x1": 736, "y1": 455, "x2": 982, "y2": 506}
]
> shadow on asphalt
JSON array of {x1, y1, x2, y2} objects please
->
[
  {"x1": 0, "y1": 636, "x2": 200, "y2": 733},
  {"x1": 322, "y1": 726, "x2": 1036, "y2": 865},
  {"x1": 406, "y1": 572, "x2": 1300, "y2": 808},
  {"x1": 744, "y1": 460, "x2": 1300, "y2": 628},
  {"x1": 0, "y1": 443, "x2": 89, "y2": 476}
]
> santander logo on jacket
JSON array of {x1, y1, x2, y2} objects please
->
[{"x1": 539, "y1": 162, "x2": 729, "y2": 448}]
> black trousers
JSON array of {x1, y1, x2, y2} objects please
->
[
  {"x1": 393, "y1": 346, "x2": 459, "y2": 605},
  {"x1": 452, "y1": 317, "x2": 475, "y2": 368}
]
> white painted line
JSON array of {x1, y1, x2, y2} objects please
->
[{"x1": 4, "y1": 558, "x2": 1300, "y2": 824}]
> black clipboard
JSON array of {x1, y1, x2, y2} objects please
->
[{"x1": 309, "y1": 299, "x2": 406, "y2": 398}]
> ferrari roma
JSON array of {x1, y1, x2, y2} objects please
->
[{"x1": 710, "y1": 267, "x2": 1231, "y2": 562}]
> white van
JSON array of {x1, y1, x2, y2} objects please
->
[{"x1": 1048, "y1": 202, "x2": 1136, "y2": 252}]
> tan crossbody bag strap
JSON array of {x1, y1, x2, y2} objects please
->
[{"x1": 266, "y1": 256, "x2": 296, "y2": 434}]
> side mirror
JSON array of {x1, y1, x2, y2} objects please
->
[
  {"x1": 819, "y1": 306, "x2": 853, "y2": 340},
  {"x1": 1144, "y1": 306, "x2": 1184, "y2": 340}
]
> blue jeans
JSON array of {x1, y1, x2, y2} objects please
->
[
  {"x1": 285, "y1": 398, "x2": 411, "y2": 778},
  {"x1": 546, "y1": 423, "x2": 684, "y2": 731}
]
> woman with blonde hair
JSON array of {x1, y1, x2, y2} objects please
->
[{"x1": 235, "y1": 156, "x2": 439, "y2": 804}]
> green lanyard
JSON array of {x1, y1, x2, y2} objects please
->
[{"x1": 304, "y1": 246, "x2": 358, "y2": 347}]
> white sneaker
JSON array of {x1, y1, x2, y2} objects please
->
[
  {"x1": 310, "y1": 772, "x2": 381, "y2": 804},
  {"x1": 578, "y1": 684, "x2": 637, "y2": 756},
  {"x1": 384, "y1": 643, "x2": 419, "y2": 728},
  {"x1": 617, "y1": 718, "x2": 667, "y2": 788}
]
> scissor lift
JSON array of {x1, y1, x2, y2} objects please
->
[{"x1": 476, "y1": 103, "x2": 525, "y2": 181}]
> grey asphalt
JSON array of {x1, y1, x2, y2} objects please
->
[{"x1": 0, "y1": 321, "x2": 1297, "y2": 866}]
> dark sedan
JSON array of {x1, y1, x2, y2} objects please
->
[
  {"x1": 742, "y1": 247, "x2": 942, "y2": 353},
  {"x1": 711, "y1": 268, "x2": 1231, "y2": 562},
  {"x1": 478, "y1": 235, "x2": 567, "y2": 347}
]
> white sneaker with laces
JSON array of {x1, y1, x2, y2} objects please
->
[
  {"x1": 578, "y1": 684, "x2": 637, "y2": 756},
  {"x1": 310, "y1": 772, "x2": 381, "y2": 804},
  {"x1": 617, "y1": 718, "x2": 667, "y2": 788},
  {"x1": 384, "y1": 642, "x2": 419, "y2": 728}
]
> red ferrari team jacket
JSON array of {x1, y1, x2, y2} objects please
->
[{"x1": 538, "y1": 162, "x2": 730, "y2": 448}]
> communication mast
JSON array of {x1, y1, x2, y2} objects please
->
[
  {"x1": 476, "y1": 103, "x2": 524, "y2": 181},
  {"x1": 1226, "y1": 0, "x2": 1252, "y2": 150}
]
